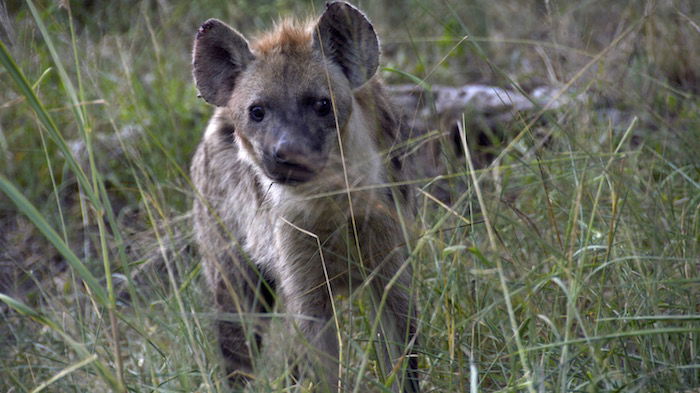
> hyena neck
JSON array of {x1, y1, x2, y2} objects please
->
[{"x1": 340, "y1": 95, "x2": 385, "y2": 186}]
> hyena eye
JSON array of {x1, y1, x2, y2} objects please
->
[
  {"x1": 249, "y1": 105, "x2": 265, "y2": 122},
  {"x1": 313, "y1": 98, "x2": 331, "y2": 117}
]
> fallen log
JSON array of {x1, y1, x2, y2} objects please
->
[
  {"x1": 387, "y1": 83, "x2": 582, "y2": 202},
  {"x1": 388, "y1": 83, "x2": 577, "y2": 123}
]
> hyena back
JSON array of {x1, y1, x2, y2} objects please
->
[{"x1": 191, "y1": 2, "x2": 419, "y2": 391}]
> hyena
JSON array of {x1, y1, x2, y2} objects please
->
[{"x1": 190, "y1": 2, "x2": 419, "y2": 391}]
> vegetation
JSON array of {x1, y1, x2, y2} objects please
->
[{"x1": 1, "y1": 0, "x2": 698, "y2": 392}]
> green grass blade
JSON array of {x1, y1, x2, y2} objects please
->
[
  {"x1": 523, "y1": 327, "x2": 700, "y2": 353},
  {"x1": 0, "y1": 39, "x2": 99, "y2": 206},
  {"x1": 0, "y1": 174, "x2": 107, "y2": 305},
  {"x1": 30, "y1": 354, "x2": 98, "y2": 393},
  {"x1": 0, "y1": 294, "x2": 121, "y2": 391},
  {"x1": 25, "y1": 0, "x2": 85, "y2": 126}
]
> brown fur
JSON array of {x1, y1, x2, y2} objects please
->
[
  {"x1": 191, "y1": 3, "x2": 419, "y2": 392},
  {"x1": 252, "y1": 19, "x2": 314, "y2": 56}
]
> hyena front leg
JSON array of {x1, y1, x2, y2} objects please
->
[
  {"x1": 279, "y1": 273, "x2": 340, "y2": 392},
  {"x1": 358, "y1": 216, "x2": 420, "y2": 393},
  {"x1": 212, "y1": 252, "x2": 276, "y2": 386},
  {"x1": 370, "y1": 265, "x2": 420, "y2": 393}
]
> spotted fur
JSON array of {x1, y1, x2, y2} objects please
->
[{"x1": 191, "y1": 3, "x2": 419, "y2": 391}]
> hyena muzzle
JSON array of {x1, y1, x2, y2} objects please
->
[{"x1": 191, "y1": 2, "x2": 419, "y2": 392}]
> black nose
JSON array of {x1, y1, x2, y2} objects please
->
[
  {"x1": 273, "y1": 140, "x2": 311, "y2": 168},
  {"x1": 273, "y1": 144, "x2": 293, "y2": 164},
  {"x1": 264, "y1": 140, "x2": 319, "y2": 184}
]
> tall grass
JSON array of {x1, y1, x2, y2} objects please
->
[{"x1": 1, "y1": 1, "x2": 698, "y2": 392}]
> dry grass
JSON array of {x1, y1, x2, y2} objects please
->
[{"x1": 1, "y1": 1, "x2": 698, "y2": 392}]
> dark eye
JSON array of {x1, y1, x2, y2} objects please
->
[
  {"x1": 249, "y1": 105, "x2": 265, "y2": 122},
  {"x1": 314, "y1": 98, "x2": 331, "y2": 116}
]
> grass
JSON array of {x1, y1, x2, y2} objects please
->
[{"x1": 1, "y1": 0, "x2": 699, "y2": 392}]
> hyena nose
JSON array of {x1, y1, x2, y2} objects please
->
[{"x1": 273, "y1": 140, "x2": 313, "y2": 169}]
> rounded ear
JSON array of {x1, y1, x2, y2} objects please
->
[
  {"x1": 193, "y1": 19, "x2": 254, "y2": 107},
  {"x1": 313, "y1": 1, "x2": 379, "y2": 89}
]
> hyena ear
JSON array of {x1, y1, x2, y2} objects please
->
[
  {"x1": 313, "y1": 1, "x2": 379, "y2": 89},
  {"x1": 193, "y1": 19, "x2": 254, "y2": 107}
]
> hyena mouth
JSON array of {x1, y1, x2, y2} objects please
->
[{"x1": 264, "y1": 160, "x2": 318, "y2": 185}]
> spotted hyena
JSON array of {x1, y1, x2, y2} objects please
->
[{"x1": 191, "y1": 2, "x2": 419, "y2": 391}]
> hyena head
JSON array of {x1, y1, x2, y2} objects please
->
[{"x1": 192, "y1": 2, "x2": 379, "y2": 185}]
